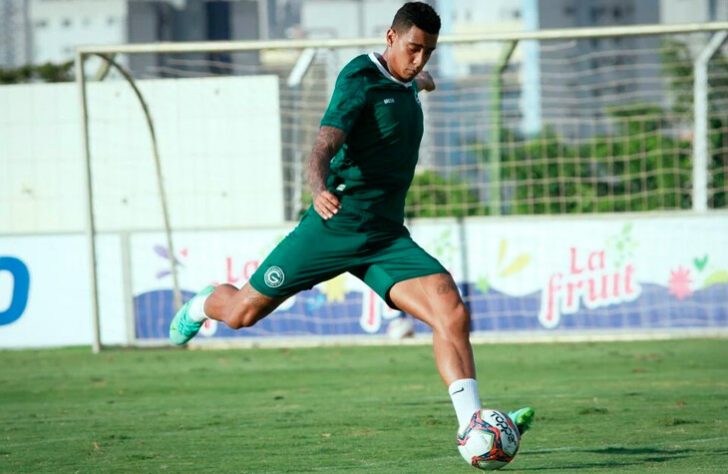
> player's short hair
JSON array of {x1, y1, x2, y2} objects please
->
[{"x1": 391, "y1": 2, "x2": 441, "y2": 35}]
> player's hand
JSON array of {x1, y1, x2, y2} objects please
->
[
  {"x1": 313, "y1": 190, "x2": 341, "y2": 219},
  {"x1": 415, "y1": 71, "x2": 436, "y2": 92}
]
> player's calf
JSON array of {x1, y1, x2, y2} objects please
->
[{"x1": 205, "y1": 283, "x2": 284, "y2": 329}]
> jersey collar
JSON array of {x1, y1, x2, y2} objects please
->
[{"x1": 368, "y1": 52, "x2": 413, "y2": 88}]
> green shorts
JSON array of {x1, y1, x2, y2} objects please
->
[{"x1": 249, "y1": 206, "x2": 447, "y2": 304}]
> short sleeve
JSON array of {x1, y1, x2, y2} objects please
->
[{"x1": 320, "y1": 73, "x2": 367, "y2": 134}]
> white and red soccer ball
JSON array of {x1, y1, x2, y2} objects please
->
[
  {"x1": 386, "y1": 316, "x2": 415, "y2": 339},
  {"x1": 457, "y1": 409, "x2": 521, "y2": 470}
]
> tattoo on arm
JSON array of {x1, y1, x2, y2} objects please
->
[{"x1": 306, "y1": 126, "x2": 347, "y2": 195}]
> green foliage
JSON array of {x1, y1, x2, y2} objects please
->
[
  {"x1": 659, "y1": 39, "x2": 694, "y2": 116},
  {"x1": 470, "y1": 104, "x2": 695, "y2": 215},
  {"x1": 0, "y1": 65, "x2": 33, "y2": 84},
  {"x1": 405, "y1": 170, "x2": 485, "y2": 218},
  {"x1": 409, "y1": 100, "x2": 727, "y2": 217},
  {"x1": 0, "y1": 61, "x2": 74, "y2": 84}
]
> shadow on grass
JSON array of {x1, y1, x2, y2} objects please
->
[
  {"x1": 587, "y1": 447, "x2": 691, "y2": 455},
  {"x1": 515, "y1": 446, "x2": 692, "y2": 471}
]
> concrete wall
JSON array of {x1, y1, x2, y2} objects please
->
[{"x1": 0, "y1": 75, "x2": 284, "y2": 234}]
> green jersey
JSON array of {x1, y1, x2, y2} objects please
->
[{"x1": 320, "y1": 53, "x2": 424, "y2": 225}]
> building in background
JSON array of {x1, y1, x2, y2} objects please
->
[
  {"x1": 126, "y1": 0, "x2": 265, "y2": 76},
  {"x1": 28, "y1": 0, "x2": 127, "y2": 65},
  {"x1": 528, "y1": 0, "x2": 662, "y2": 139},
  {"x1": 660, "y1": 0, "x2": 728, "y2": 61},
  {"x1": 661, "y1": 0, "x2": 728, "y2": 24},
  {"x1": 0, "y1": 0, "x2": 31, "y2": 68},
  {"x1": 2, "y1": 0, "x2": 289, "y2": 76}
]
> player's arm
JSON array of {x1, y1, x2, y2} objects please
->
[
  {"x1": 307, "y1": 125, "x2": 346, "y2": 219},
  {"x1": 415, "y1": 70, "x2": 436, "y2": 92}
]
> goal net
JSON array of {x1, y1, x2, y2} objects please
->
[{"x1": 75, "y1": 24, "x2": 728, "y2": 347}]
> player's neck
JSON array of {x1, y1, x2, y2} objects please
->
[
  {"x1": 376, "y1": 51, "x2": 390, "y2": 72},
  {"x1": 379, "y1": 49, "x2": 406, "y2": 83}
]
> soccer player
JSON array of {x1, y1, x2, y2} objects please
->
[{"x1": 170, "y1": 1, "x2": 533, "y2": 441}]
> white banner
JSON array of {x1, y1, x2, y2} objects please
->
[
  {"x1": 2, "y1": 213, "x2": 726, "y2": 348},
  {"x1": 0, "y1": 235, "x2": 126, "y2": 348}
]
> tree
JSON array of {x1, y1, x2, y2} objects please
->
[
  {"x1": 405, "y1": 170, "x2": 485, "y2": 218},
  {"x1": 471, "y1": 104, "x2": 695, "y2": 215},
  {"x1": 0, "y1": 61, "x2": 74, "y2": 84}
]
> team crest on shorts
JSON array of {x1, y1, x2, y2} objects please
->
[{"x1": 264, "y1": 266, "x2": 285, "y2": 288}]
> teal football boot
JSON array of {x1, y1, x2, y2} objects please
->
[
  {"x1": 508, "y1": 406, "x2": 535, "y2": 435},
  {"x1": 169, "y1": 285, "x2": 215, "y2": 345}
]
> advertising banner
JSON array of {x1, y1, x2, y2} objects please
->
[
  {"x1": 2, "y1": 214, "x2": 725, "y2": 348},
  {"x1": 131, "y1": 214, "x2": 728, "y2": 342},
  {"x1": 0, "y1": 235, "x2": 126, "y2": 348}
]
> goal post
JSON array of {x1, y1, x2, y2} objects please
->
[{"x1": 75, "y1": 22, "x2": 728, "y2": 350}]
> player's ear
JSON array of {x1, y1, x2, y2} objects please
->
[{"x1": 386, "y1": 28, "x2": 396, "y2": 48}]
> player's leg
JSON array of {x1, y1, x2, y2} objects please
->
[
  {"x1": 388, "y1": 273, "x2": 482, "y2": 432},
  {"x1": 170, "y1": 207, "x2": 361, "y2": 344},
  {"x1": 203, "y1": 283, "x2": 287, "y2": 329},
  {"x1": 388, "y1": 273, "x2": 534, "y2": 434},
  {"x1": 358, "y1": 229, "x2": 535, "y2": 434},
  {"x1": 388, "y1": 272, "x2": 474, "y2": 385},
  {"x1": 169, "y1": 283, "x2": 286, "y2": 344},
  {"x1": 354, "y1": 232, "x2": 484, "y2": 433}
]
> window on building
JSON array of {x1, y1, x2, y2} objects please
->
[
  {"x1": 34, "y1": 20, "x2": 48, "y2": 28},
  {"x1": 590, "y1": 7, "x2": 605, "y2": 23},
  {"x1": 62, "y1": 18, "x2": 72, "y2": 28},
  {"x1": 107, "y1": 17, "x2": 116, "y2": 26}
]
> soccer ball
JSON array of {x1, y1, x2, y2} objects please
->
[
  {"x1": 386, "y1": 316, "x2": 414, "y2": 339},
  {"x1": 457, "y1": 409, "x2": 520, "y2": 470}
]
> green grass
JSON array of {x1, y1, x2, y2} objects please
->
[{"x1": 1, "y1": 338, "x2": 727, "y2": 473}]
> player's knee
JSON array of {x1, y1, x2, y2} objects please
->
[
  {"x1": 450, "y1": 302, "x2": 470, "y2": 332},
  {"x1": 435, "y1": 301, "x2": 470, "y2": 337}
]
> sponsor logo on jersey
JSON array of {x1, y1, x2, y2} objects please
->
[
  {"x1": 264, "y1": 266, "x2": 285, "y2": 288},
  {"x1": 383, "y1": 98, "x2": 395, "y2": 104}
]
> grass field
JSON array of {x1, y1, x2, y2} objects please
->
[{"x1": 1, "y1": 338, "x2": 727, "y2": 472}]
